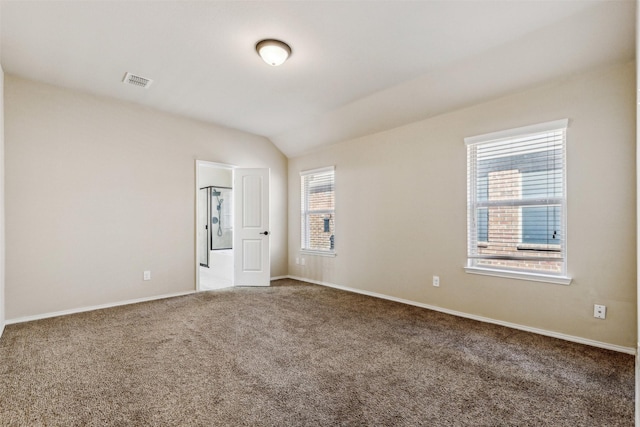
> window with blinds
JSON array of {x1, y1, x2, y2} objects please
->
[
  {"x1": 301, "y1": 166, "x2": 335, "y2": 254},
  {"x1": 465, "y1": 119, "x2": 568, "y2": 278}
]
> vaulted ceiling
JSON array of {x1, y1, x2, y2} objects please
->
[{"x1": 1, "y1": 1, "x2": 635, "y2": 157}]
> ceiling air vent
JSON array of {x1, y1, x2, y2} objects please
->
[{"x1": 122, "y1": 72, "x2": 153, "y2": 89}]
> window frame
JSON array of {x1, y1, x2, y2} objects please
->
[
  {"x1": 464, "y1": 119, "x2": 571, "y2": 285},
  {"x1": 300, "y1": 166, "x2": 336, "y2": 256}
]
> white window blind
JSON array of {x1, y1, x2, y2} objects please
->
[
  {"x1": 301, "y1": 166, "x2": 335, "y2": 253},
  {"x1": 465, "y1": 119, "x2": 568, "y2": 277}
]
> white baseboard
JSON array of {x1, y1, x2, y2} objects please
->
[
  {"x1": 287, "y1": 275, "x2": 635, "y2": 355},
  {"x1": 5, "y1": 278, "x2": 299, "y2": 326},
  {"x1": 5, "y1": 276, "x2": 634, "y2": 356},
  {"x1": 5, "y1": 291, "x2": 196, "y2": 325}
]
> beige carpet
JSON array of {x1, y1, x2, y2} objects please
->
[{"x1": 0, "y1": 279, "x2": 634, "y2": 426}]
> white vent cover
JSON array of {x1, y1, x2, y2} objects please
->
[{"x1": 122, "y1": 72, "x2": 153, "y2": 89}]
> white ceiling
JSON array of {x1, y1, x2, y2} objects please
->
[{"x1": 0, "y1": 1, "x2": 635, "y2": 157}]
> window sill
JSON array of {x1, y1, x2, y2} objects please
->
[
  {"x1": 301, "y1": 249, "x2": 336, "y2": 257},
  {"x1": 464, "y1": 266, "x2": 572, "y2": 285}
]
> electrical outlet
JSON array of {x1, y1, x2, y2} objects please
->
[
  {"x1": 143, "y1": 270, "x2": 151, "y2": 281},
  {"x1": 433, "y1": 276, "x2": 440, "y2": 287},
  {"x1": 295, "y1": 257, "x2": 300, "y2": 265},
  {"x1": 301, "y1": 258, "x2": 306, "y2": 266},
  {"x1": 594, "y1": 304, "x2": 606, "y2": 319}
]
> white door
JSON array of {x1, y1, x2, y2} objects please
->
[{"x1": 233, "y1": 168, "x2": 270, "y2": 286}]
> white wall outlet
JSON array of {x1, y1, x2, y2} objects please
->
[
  {"x1": 295, "y1": 257, "x2": 300, "y2": 265},
  {"x1": 143, "y1": 270, "x2": 151, "y2": 281},
  {"x1": 433, "y1": 276, "x2": 440, "y2": 287},
  {"x1": 301, "y1": 258, "x2": 306, "y2": 266},
  {"x1": 594, "y1": 304, "x2": 606, "y2": 319}
]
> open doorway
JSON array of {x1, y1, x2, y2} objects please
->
[
  {"x1": 197, "y1": 161, "x2": 234, "y2": 291},
  {"x1": 196, "y1": 161, "x2": 272, "y2": 291}
]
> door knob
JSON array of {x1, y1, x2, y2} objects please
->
[{"x1": 260, "y1": 231, "x2": 270, "y2": 236}]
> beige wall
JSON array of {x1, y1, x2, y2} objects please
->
[
  {"x1": 199, "y1": 164, "x2": 232, "y2": 188},
  {"x1": 289, "y1": 61, "x2": 636, "y2": 349},
  {"x1": 5, "y1": 75, "x2": 287, "y2": 320},
  {"x1": 0, "y1": 65, "x2": 5, "y2": 334}
]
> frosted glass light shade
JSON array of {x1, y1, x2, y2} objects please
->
[{"x1": 256, "y1": 39, "x2": 291, "y2": 66}]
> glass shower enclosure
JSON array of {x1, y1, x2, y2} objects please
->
[{"x1": 198, "y1": 186, "x2": 233, "y2": 267}]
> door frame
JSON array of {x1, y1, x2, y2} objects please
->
[
  {"x1": 198, "y1": 187, "x2": 211, "y2": 268},
  {"x1": 195, "y1": 160, "x2": 235, "y2": 292}
]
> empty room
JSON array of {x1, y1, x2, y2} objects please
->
[{"x1": 0, "y1": 1, "x2": 638, "y2": 425}]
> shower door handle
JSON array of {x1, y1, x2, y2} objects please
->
[{"x1": 260, "y1": 231, "x2": 270, "y2": 236}]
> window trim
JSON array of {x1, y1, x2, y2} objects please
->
[
  {"x1": 300, "y1": 249, "x2": 337, "y2": 257},
  {"x1": 465, "y1": 119, "x2": 571, "y2": 285},
  {"x1": 300, "y1": 166, "x2": 336, "y2": 255},
  {"x1": 464, "y1": 119, "x2": 569, "y2": 145},
  {"x1": 464, "y1": 266, "x2": 572, "y2": 286}
]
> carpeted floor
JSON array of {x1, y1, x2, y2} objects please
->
[{"x1": 0, "y1": 279, "x2": 634, "y2": 426}]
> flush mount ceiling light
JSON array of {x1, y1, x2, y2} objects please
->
[{"x1": 256, "y1": 39, "x2": 291, "y2": 66}]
